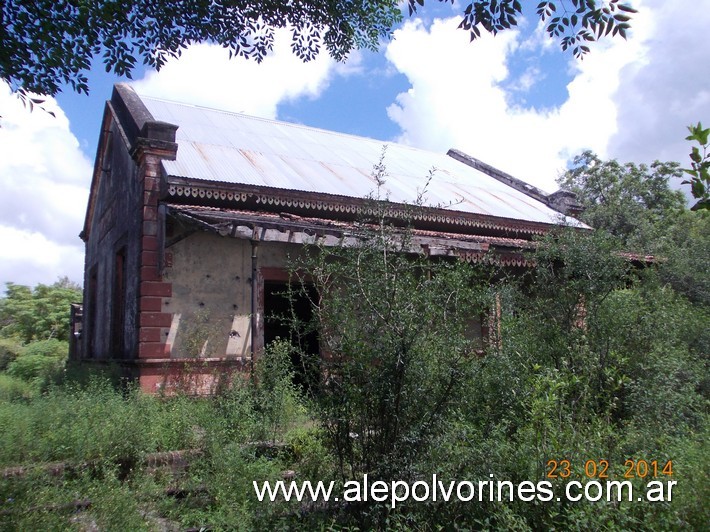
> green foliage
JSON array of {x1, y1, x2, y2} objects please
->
[
  {"x1": 0, "y1": 373, "x2": 35, "y2": 401},
  {"x1": 2, "y1": 0, "x2": 637, "y2": 99},
  {"x1": 0, "y1": 377, "x2": 249, "y2": 467},
  {"x1": 21, "y1": 338, "x2": 69, "y2": 359},
  {"x1": 172, "y1": 444, "x2": 287, "y2": 530},
  {"x1": 0, "y1": 337, "x2": 22, "y2": 371},
  {"x1": 1, "y1": 0, "x2": 403, "y2": 97},
  {"x1": 0, "y1": 375, "x2": 305, "y2": 530},
  {"x1": 0, "y1": 278, "x2": 82, "y2": 343},
  {"x1": 285, "y1": 426, "x2": 335, "y2": 482},
  {"x1": 682, "y1": 121, "x2": 710, "y2": 210},
  {"x1": 250, "y1": 339, "x2": 306, "y2": 442},
  {"x1": 291, "y1": 218, "x2": 493, "y2": 488},
  {"x1": 446, "y1": 0, "x2": 636, "y2": 58},
  {"x1": 559, "y1": 151, "x2": 710, "y2": 307},
  {"x1": 401, "y1": 229, "x2": 709, "y2": 529},
  {"x1": 0, "y1": 466, "x2": 150, "y2": 531},
  {"x1": 4, "y1": 339, "x2": 69, "y2": 391},
  {"x1": 558, "y1": 150, "x2": 685, "y2": 249},
  {"x1": 654, "y1": 209, "x2": 710, "y2": 306},
  {"x1": 6, "y1": 353, "x2": 65, "y2": 387}
]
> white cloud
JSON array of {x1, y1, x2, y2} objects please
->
[
  {"x1": 508, "y1": 65, "x2": 543, "y2": 93},
  {"x1": 0, "y1": 226, "x2": 85, "y2": 290},
  {"x1": 385, "y1": 11, "x2": 652, "y2": 192},
  {"x1": 0, "y1": 83, "x2": 91, "y2": 289},
  {"x1": 608, "y1": 0, "x2": 710, "y2": 167},
  {"x1": 131, "y1": 29, "x2": 360, "y2": 119}
]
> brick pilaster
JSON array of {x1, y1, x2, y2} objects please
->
[{"x1": 132, "y1": 122, "x2": 178, "y2": 359}]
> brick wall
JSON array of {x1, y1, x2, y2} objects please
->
[{"x1": 132, "y1": 129, "x2": 178, "y2": 360}]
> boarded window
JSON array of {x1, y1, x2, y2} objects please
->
[
  {"x1": 111, "y1": 247, "x2": 127, "y2": 357},
  {"x1": 88, "y1": 266, "x2": 98, "y2": 358}
]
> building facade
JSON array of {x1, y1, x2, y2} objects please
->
[{"x1": 73, "y1": 83, "x2": 583, "y2": 393}]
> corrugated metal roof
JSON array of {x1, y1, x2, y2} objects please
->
[{"x1": 142, "y1": 95, "x2": 583, "y2": 227}]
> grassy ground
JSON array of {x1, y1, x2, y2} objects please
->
[{"x1": 0, "y1": 371, "x2": 328, "y2": 531}]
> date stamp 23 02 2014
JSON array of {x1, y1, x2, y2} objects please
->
[{"x1": 546, "y1": 459, "x2": 674, "y2": 480}]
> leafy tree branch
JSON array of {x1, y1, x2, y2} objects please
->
[
  {"x1": 1, "y1": 0, "x2": 636, "y2": 99},
  {"x1": 682, "y1": 121, "x2": 710, "y2": 211}
]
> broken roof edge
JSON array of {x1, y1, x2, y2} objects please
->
[
  {"x1": 447, "y1": 149, "x2": 583, "y2": 218},
  {"x1": 163, "y1": 175, "x2": 581, "y2": 238},
  {"x1": 165, "y1": 203, "x2": 536, "y2": 267}
]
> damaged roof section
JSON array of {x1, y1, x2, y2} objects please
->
[{"x1": 166, "y1": 204, "x2": 536, "y2": 267}]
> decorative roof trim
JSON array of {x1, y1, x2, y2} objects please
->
[{"x1": 165, "y1": 179, "x2": 559, "y2": 238}]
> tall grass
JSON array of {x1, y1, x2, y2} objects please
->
[
  {"x1": 0, "y1": 378, "x2": 251, "y2": 467},
  {"x1": 0, "y1": 360, "x2": 322, "y2": 530}
]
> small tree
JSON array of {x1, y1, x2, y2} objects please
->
[
  {"x1": 291, "y1": 213, "x2": 494, "y2": 485},
  {"x1": 557, "y1": 150, "x2": 685, "y2": 249},
  {"x1": 251, "y1": 339, "x2": 303, "y2": 443}
]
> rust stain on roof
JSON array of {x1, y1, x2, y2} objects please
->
[
  {"x1": 239, "y1": 149, "x2": 265, "y2": 173},
  {"x1": 193, "y1": 142, "x2": 212, "y2": 163}
]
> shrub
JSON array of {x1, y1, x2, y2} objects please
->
[
  {"x1": 21, "y1": 338, "x2": 69, "y2": 359},
  {"x1": 0, "y1": 338, "x2": 23, "y2": 371},
  {"x1": 289, "y1": 219, "x2": 493, "y2": 491},
  {"x1": 250, "y1": 339, "x2": 305, "y2": 442},
  {"x1": 5, "y1": 339, "x2": 68, "y2": 390},
  {"x1": 0, "y1": 374, "x2": 35, "y2": 402},
  {"x1": 7, "y1": 354, "x2": 65, "y2": 386}
]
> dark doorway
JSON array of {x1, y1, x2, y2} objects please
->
[{"x1": 263, "y1": 281, "x2": 320, "y2": 394}]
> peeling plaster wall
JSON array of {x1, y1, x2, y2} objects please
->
[{"x1": 163, "y1": 231, "x2": 303, "y2": 359}]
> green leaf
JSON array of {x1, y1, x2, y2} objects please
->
[{"x1": 617, "y1": 3, "x2": 638, "y2": 13}]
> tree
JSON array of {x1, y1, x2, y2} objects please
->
[
  {"x1": 447, "y1": 0, "x2": 636, "y2": 58},
  {"x1": 0, "y1": 278, "x2": 82, "y2": 343},
  {"x1": 682, "y1": 122, "x2": 710, "y2": 211},
  {"x1": 292, "y1": 222, "x2": 492, "y2": 489},
  {"x1": 653, "y1": 209, "x2": 710, "y2": 306},
  {"x1": 1, "y1": 0, "x2": 636, "y2": 98},
  {"x1": 557, "y1": 150, "x2": 686, "y2": 249},
  {"x1": 557, "y1": 152, "x2": 710, "y2": 306}
]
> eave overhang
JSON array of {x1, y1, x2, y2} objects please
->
[
  {"x1": 165, "y1": 204, "x2": 538, "y2": 268},
  {"x1": 164, "y1": 176, "x2": 581, "y2": 242}
]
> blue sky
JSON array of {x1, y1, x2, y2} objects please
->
[{"x1": 1, "y1": 0, "x2": 708, "y2": 289}]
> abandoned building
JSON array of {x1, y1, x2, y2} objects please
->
[{"x1": 72, "y1": 83, "x2": 585, "y2": 393}]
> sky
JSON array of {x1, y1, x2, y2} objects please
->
[{"x1": 0, "y1": 0, "x2": 708, "y2": 290}]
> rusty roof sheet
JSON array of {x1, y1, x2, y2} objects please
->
[{"x1": 142, "y1": 96, "x2": 584, "y2": 227}]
